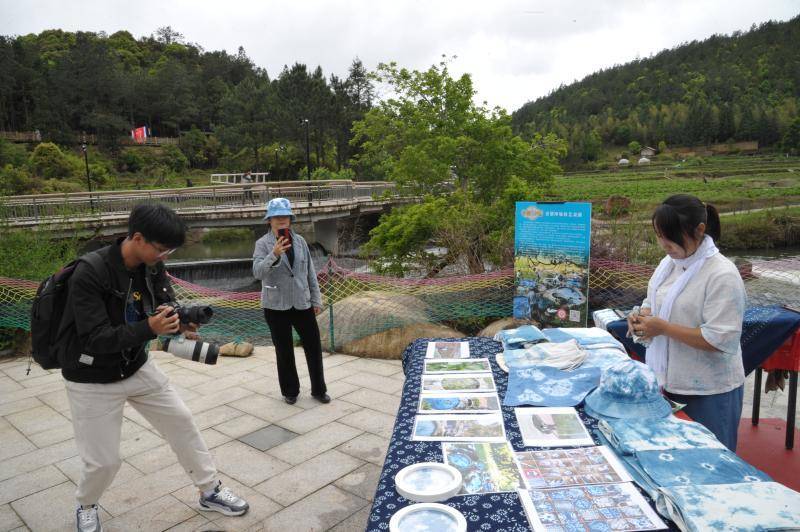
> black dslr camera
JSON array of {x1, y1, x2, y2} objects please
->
[{"x1": 160, "y1": 302, "x2": 220, "y2": 365}]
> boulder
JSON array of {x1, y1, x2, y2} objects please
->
[
  {"x1": 342, "y1": 322, "x2": 464, "y2": 359},
  {"x1": 478, "y1": 317, "x2": 539, "y2": 338},
  {"x1": 220, "y1": 341, "x2": 254, "y2": 357}
]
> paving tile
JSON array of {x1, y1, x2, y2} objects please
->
[
  {"x1": 239, "y1": 425, "x2": 298, "y2": 452},
  {"x1": 34, "y1": 389, "x2": 71, "y2": 414},
  {"x1": 267, "y1": 422, "x2": 361, "y2": 465},
  {"x1": 100, "y1": 463, "x2": 194, "y2": 516},
  {"x1": 273, "y1": 400, "x2": 361, "y2": 434},
  {"x1": 5, "y1": 405, "x2": 71, "y2": 437},
  {"x1": 56, "y1": 455, "x2": 142, "y2": 488},
  {"x1": 328, "y1": 505, "x2": 370, "y2": 532},
  {"x1": 321, "y1": 353, "x2": 359, "y2": 367},
  {"x1": 19, "y1": 372, "x2": 63, "y2": 389},
  {"x1": 28, "y1": 423, "x2": 75, "y2": 448},
  {"x1": 0, "y1": 380, "x2": 65, "y2": 405},
  {"x1": 0, "y1": 465, "x2": 67, "y2": 505},
  {"x1": 172, "y1": 473, "x2": 282, "y2": 531},
  {"x1": 184, "y1": 386, "x2": 254, "y2": 415},
  {"x1": 228, "y1": 393, "x2": 303, "y2": 422},
  {"x1": 324, "y1": 380, "x2": 361, "y2": 399},
  {"x1": 0, "y1": 504, "x2": 24, "y2": 531},
  {"x1": 193, "y1": 369, "x2": 261, "y2": 392},
  {"x1": 341, "y1": 372, "x2": 403, "y2": 394},
  {"x1": 0, "y1": 361, "x2": 52, "y2": 382},
  {"x1": 254, "y1": 449, "x2": 363, "y2": 507},
  {"x1": 0, "y1": 439, "x2": 78, "y2": 482},
  {"x1": 334, "y1": 463, "x2": 382, "y2": 501},
  {"x1": 321, "y1": 363, "x2": 363, "y2": 383},
  {"x1": 0, "y1": 420, "x2": 36, "y2": 461},
  {"x1": 123, "y1": 405, "x2": 155, "y2": 430},
  {"x1": 339, "y1": 388, "x2": 401, "y2": 416},
  {"x1": 338, "y1": 408, "x2": 397, "y2": 438},
  {"x1": 336, "y1": 432, "x2": 390, "y2": 466},
  {"x1": 164, "y1": 514, "x2": 213, "y2": 531},
  {"x1": 0, "y1": 375, "x2": 23, "y2": 393},
  {"x1": 338, "y1": 358, "x2": 399, "y2": 377},
  {"x1": 193, "y1": 405, "x2": 246, "y2": 431},
  {"x1": 241, "y1": 376, "x2": 281, "y2": 396},
  {"x1": 0, "y1": 397, "x2": 43, "y2": 417},
  {"x1": 126, "y1": 444, "x2": 180, "y2": 474},
  {"x1": 104, "y1": 494, "x2": 197, "y2": 531},
  {"x1": 259, "y1": 485, "x2": 368, "y2": 532},
  {"x1": 165, "y1": 368, "x2": 215, "y2": 389},
  {"x1": 199, "y1": 427, "x2": 233, "y2": 449},
  {"x1": 11, "y1": 481, "x2": 111, "y2": 532},
  {"x1": 212, "y1": 440, "x2": 291, "y2": 486},
  {"x1": 214, "y1": 414, "x2": 271, "y2": 439}
]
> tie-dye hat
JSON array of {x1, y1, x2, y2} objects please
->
[
  {"x1": 263, "y1": 197, "x2": 295, "y2": 221},
  {"x1": 584, "y1": 359, "x2": 671, "y2": 420}
]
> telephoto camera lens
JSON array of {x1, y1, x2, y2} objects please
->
[
  {"x1": 178, "y1": 305, "x2": 214, "y2": 325},
  {"x1": 162, "y1": 336, "x2": 219, "y2": 365}
]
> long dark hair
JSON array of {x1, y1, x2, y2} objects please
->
[{"x1": 651, "y1": 194, "x2": 720, "y2": 250}]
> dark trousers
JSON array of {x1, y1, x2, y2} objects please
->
[
  {"x1": 665, "y1": 384, "x2": 744, "y2": 452},
  {"x1": 263, "y1": 307, "x2": 326, "y2": 398}
]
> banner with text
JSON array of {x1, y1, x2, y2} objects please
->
[{"x1": 514, "y1": 202, "x2": 592, "y2": 327}]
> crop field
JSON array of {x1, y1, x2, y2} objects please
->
[{"x1": 544, "y1": 155, "x2": 800, "y2": 215}]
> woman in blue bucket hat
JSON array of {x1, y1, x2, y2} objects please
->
[
  {"x1": 627, "y1": 194, "x2": 745, "y2": 451},
  {"x1": 253, "y1": 198, "x2": 329, "y2": 404}
]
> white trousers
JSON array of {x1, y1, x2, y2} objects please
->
[{"x1": 65, "y1": 359, "x2": 217, "y2": 506}]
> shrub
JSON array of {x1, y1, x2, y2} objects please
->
[
  {"x1": 120, "y1": 149, "x2": 145, "y2": 172},
  {"x1": 161, "y1": 145, "x2": 189, "y2": 172},
  {"x1": 0, "y1": 138, "x2": 29, "y2": 167},
  {"x1": 29, "y1": 142, "x2": 75, "y2": 179},
  {"x1": 0, "y1": 165, "x2": 35, "y2": 195}
]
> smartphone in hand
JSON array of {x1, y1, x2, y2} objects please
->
[{"x1": 278, "y1": 228, "x2": 292, "y2": 246}]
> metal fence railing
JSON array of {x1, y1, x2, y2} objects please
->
[{"x1": 0, "y1": 180, "x2": 400, "y2": 224}]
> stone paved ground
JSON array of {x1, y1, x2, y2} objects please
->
[
  {"x1": 0, "y1": 347, "x2": 404, "y2": 531},
  {"x1": 1, "y1": 348, "x2": 797, "y2": 532}
]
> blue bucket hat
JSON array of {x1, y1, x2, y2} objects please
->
[
  {"x1": 583, "y1": 359, "x2": 671, "y2": 421},
  {"x1": 263, "y1": 197, "x2": 295, "y2": 221}
]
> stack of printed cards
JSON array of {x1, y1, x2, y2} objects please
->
[{"x1": 413, "y1": 341, "x2": 504, "y2": 442}]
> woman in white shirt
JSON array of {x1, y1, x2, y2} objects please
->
[{"x1": 628, "y1": 194, "x2": 746, "y2": 450}]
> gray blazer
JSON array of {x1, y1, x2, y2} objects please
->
[{"x1": 253, "y1": 229, "x2": 322, "y2": 311}]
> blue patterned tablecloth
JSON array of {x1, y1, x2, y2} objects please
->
[{"x1": 366, "y1": 337, "x2": 679, "y2": 531}]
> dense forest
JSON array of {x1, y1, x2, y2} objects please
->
[
  {"x1": 0, "y1": 26, "x2": 373, "y2": 178},
  {"x1": 512, "y1": 16, "x2": 800, "y2": 161}
]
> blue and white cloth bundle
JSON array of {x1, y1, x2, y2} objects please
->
[
  {"x1": 598, "y1": 414, "x2": 800, "y2": 531},
  {"x1": 542, "y1": 327, "x2": 626, "y2": 351},
  {"x1": 493, "y1": 325, "x2": 548, "y2": 350},
  {"x1": 503, "y1": 365, "x2": 601, "y2": 407},
  {"x1": 503, "y1": 339, "x2": 587, "y2": 371}
]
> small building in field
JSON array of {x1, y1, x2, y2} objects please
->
[{"x1": 641, "y1": 146, "x2": 657, "y2": 157}]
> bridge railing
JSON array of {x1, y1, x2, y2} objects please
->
[
  {"x1": 210, "y1": 172, "x2": 271, "y2": 184},
  {"x1": 0, "y1": 180, "x2": 399, "y2": 222}
]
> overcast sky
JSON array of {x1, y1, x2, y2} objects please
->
[{"x1": 1, "y1": 0, "x2": 797, "y2": 112}]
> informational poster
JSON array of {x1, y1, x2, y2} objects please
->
[{"x1": 514, "y1": 202, "x2": 591, "y2": 327}]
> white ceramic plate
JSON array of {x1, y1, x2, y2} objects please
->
[
  {"x1": 394, "y1": 462, "x2": 462, "y2": 502},
  {"x1": 389, "y1": 503, "x2": 467, "y2": 532}
]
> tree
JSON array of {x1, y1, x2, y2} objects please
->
[
  {"x1": 627, "y1": 140, "x2": 642, "y2": 155},
  {"x1": 29, "y1": 142, "x2": 74, "y2": 179},
  {"x1": 352, "y1": 59, "x2": 566, "y2": 274}
]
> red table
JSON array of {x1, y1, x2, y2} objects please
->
[{"x1": 752, "y1": 328, "x2": 800, "y2": 449}]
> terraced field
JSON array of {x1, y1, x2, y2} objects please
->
[{"x1": 546, "y1": 155, "x2": 800, "y2": 215}]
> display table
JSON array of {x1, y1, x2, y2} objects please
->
[
  {"x1": 366, "y1": 337, "x2": 679, "y2": 531},
  {"x1": 606, "y1": 305, "x2": 800, "y2": 449}
]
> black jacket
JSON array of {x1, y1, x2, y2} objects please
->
[{"x1": 60, "y1": 238, "x2": 175, "y2": 383}]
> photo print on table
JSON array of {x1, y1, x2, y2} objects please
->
[
  {"x1": 421, "y1": 373, "x2": 496, "y2": 394},
  {"x1": 515, "y1": 446, "x2": 632, "y2": 489},
  {"x1": 418, "y1": 392, "x2": 501, "y2": 414},
  {"x1": 518, "y1": 483, "x2": 667, "y2": 532},
  {"x1": 515, "y1": 407, "x2": 594, "y2": 447},
  {"x1": 412, "y1": 413, "x2": 507, "y2": 442},
  {"x1": 443, "y1": 442, "x2": 526, "y2": 495},
  {"x1": 423, "y1": 358, "x2": 492, "y2": 374},
  {"x1": 425, "y1": 341, "x2": 470, "y2": 359}
]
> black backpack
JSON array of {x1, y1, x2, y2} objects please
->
[{"x1": 28, "y1": 251, "x2": 110, "y2": 373}]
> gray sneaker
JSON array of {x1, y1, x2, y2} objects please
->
[
  {"x1": 199, "y1": 482, "x2": 249, "y2": 516},
  {"x1": 76, "y1": 504, "x2": 101, "y2": 532}
]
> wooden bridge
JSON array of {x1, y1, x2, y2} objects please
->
[{"x1": 0, "y1": 180, "x2": 411, "y2": 250}]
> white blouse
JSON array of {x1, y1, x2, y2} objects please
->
[{"x1": 642, "y1": 253, "x2": 746, "y2": 395}]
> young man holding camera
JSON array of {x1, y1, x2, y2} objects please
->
[{"x1": 62, "y1": 203, "x2": 248, "y2": 532}]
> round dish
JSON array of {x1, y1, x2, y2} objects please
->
[
  {"x1": 389, "y1": 503, "x2": 467, "y2": 532},
  {"x1": 394, "y1": 462, "x2": 462, "y2": 502},
  {"x1": 495, "y1": 352, "x2": 509, "y2": 373}
]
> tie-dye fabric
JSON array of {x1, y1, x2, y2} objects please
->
[
  {"x1": 599, "y1": 417, "x2": 726, "y2": 455},
  {"x1": 504, "y1": 366, "x2": 601, "y2": 407},
  {"x1": 494, "y1": 325, "x2": 548, "y2": 349},
  {"x1": 581, "y1": 347, "x2": 631, "y2": 372},
  {"x1": 657, "y1": 481, "x2": 800, "y2": 532},
  {"x1": 543, "y1": 327, "x2": 626, "y2": 351},
  {"x1": 635, "y1": 448, "x2": 770, "y2": 488},
  {"x1": 504, "y1": 340, "x2": 587, "y2": 371}
]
